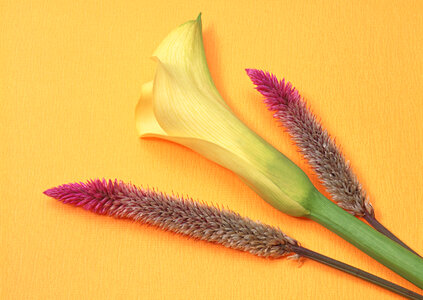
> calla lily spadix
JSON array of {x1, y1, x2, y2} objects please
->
[{"x1": 136, "y1": 14, "x2": 423, "y2": 288}]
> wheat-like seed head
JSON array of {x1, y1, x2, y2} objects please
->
[
  {"x1": 247, "y1": 69, "x2": 373, "y2": 216},
  {"x1": 44, "y1": 179, "x2": 298, "y2": 258}
]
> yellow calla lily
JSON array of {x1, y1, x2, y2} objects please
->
[
  {"x1": 134, "y1": 15, "x2": 423, "y2": 288},
  {"x1": 135, "y1": 14, "x2": 314, "y2": 217}
]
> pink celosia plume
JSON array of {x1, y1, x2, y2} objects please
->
[
  {"x1": 246, "y1": 68, "x2": 370, "y2": 216},
  {"x1": 44, "y1": 179, "x2": 297, "y2": 258}
]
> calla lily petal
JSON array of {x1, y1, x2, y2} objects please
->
[
  {"x1": 135, "y1": 15, "x2": 313, "y2": 217},
  {"x1": 135, "y1": 81, "x2": 167, "y2": 137}
]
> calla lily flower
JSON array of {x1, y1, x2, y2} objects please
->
[
  {"x1": 135, "y1": 15, "x2": 423, "y2": 288},
  {"x1": 135, "y1": 14, "x2": 315, "y2": 217}
]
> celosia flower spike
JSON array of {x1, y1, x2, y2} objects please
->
[
  {"x1": 246, "y1": 69, "x2": 419, "y2": 256},
  {"x1": 44, "y1": 179, "x2": 297, "y2": 258},
  {"x1": 44, "y1": 179, "x2": 423, "y2": 299},
  {"x1": 246, "y1": 68, "x2": 369, "y2": 216}
]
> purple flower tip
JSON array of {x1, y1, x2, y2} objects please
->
[
  {"x1": 43, "y1": 179, "x2": 122, "y2": 214},
  {"x1": 43, "y1": 189, "x2": 53, "y2": 197},
  {"x1": 246, "y1": 68, "x2": 300, "y2": 110}
]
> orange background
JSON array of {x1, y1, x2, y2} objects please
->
[{"x1": 1, "y1": 1, "x2": 422, "y2": 299}]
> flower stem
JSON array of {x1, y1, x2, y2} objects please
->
[
  {"x1": 291, "y1": 245, "x2": 423, "y2": 300},
  {"x1": 363, "y1": 210, "x2": 420, "y2": 257},
  {"x1": 306, "y1": 190, "x2": 423, "y2": 289}
]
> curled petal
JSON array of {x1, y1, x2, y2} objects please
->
[{"x1": 135, "y1": 15, "x2": 315, "y2": 217}]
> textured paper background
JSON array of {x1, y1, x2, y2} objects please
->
[{"x1": 1, "y1": 1, "x2": 422, "y2": 299}]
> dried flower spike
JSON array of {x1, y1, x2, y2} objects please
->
[
  {"x1": 44, "y1": 179, "x2": 297, "y2": 258},
  {"x1": 246, "y1": 68, "x2": 369, "y2": 215},
  {"x1": 246, "y1": 68, "x2": 419, "y2": 256},
  {"x1": 44, "y1": 179, "x2": 423, "y2": 299}
]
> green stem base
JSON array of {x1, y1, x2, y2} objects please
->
[
  {"x1": 306, "y1": 190, "x2": 423, "y2": 289},
  {"x1": 363, "y1": 210, "x2": 420, "y2": 257}
]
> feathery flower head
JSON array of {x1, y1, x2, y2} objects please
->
[
  {"x1": 44, "y1": 179, "x2": 298, "y2": 258},
  {"x1": 246, "y1": 68, "x2": 371, "y2": 216}
]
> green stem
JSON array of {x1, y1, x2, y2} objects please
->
[
  {"x1": 363, "y1": 210, "x2": 420, "y2": 257},
  {"x1": 291, "y1": 245, "x2": 423, "y2": 300},
  {"x1": 306, "y1": 190, "x2": 423, "y2": 289}
]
